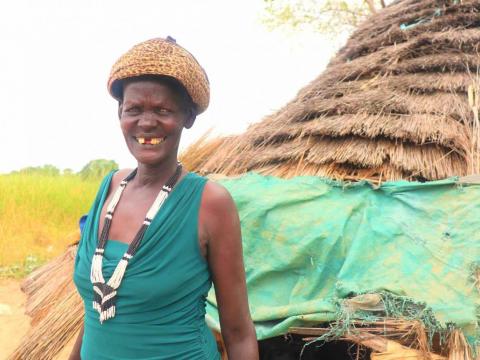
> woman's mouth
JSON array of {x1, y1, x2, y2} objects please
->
[{"x1": 134, "y1": 136, "x2": 166, "y2": 145}]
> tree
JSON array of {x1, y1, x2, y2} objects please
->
[
  {"x1": 262, "y1": 0, "x2": 389, "y2": 37},
  {"x1": 78, "y1": 159, "x2": 118, "y2": 180},
  {"x1": 15, "y1": 164, "x2": 61, "y2": 176}
]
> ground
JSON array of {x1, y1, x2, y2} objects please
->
[{"x1": 0, "y1": 279, "x2": 74, "y2": 360}]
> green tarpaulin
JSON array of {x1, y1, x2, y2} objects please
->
[{"x1": 205, "y1": 173, "x2": 480, "y2": 346}]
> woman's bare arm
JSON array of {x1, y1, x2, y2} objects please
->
[
  {"x1": 68, "y1": 322, "x2": 84, "y2": 360},
  {"x1": 200, "y1": 181, "x2": 258, "y2": 360}
]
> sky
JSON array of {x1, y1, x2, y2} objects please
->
[{"x1": 0, "y1": 0, "x2": 344, "y2": 173}]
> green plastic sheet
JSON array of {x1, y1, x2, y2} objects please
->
[{"x1": 205, "y1": 173, "x2": 480, "y2": 345}]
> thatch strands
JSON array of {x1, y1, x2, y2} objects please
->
[
  {"x1": 8, "y1": 246, "x2": 83, "y2": 360},
  {"x1": 20, "y1": 245, "x2": 78, "y2": 325},
  {"x1": 467, "y1": 79, "x2": 480, "y2": 175},
  {"x1": 178, "y1": 130, "x2": 229, "y2": 173},
  {"x1": 291, "y1": 319, "x2": 473, "y2": 359},
  {"x1": 371, "y1": 340, "x2": 446, "y2": 360},
  {"x1": 9, "y1": 291, "x2": 83, "y2": 360},
  {"x1": 189, "y1": 0, "x2": 480, "y2": 182},
  {"x1": 446, "y1": 330, "x2": 474, "y2": 360}
]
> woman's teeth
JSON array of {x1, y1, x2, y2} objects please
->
[{"x1": 136, "y1": 137, "x2": 164, "y2": 145}]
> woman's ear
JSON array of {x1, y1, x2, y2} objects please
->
[{"x1": 184, "y1": 114, "x2": 196, "y2": 129}]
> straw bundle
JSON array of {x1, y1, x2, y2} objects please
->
[
  {"x1": 446, "y1": 330, "x2": 474, "y2": 360},
  {"x1": 20, "y1": 245, "x2": 78, "y2": 325},
  {"x1": 291, "y1": 318, "x2": 470, "y2": 359},
  {"x1": 8, "y1": 245, "x2": 83, "y2": 360},
  {"x1": 191, "y1": 0, "x2": 480, "y2": 182},
  {"x1": 9, "y1": 289, "x2": 83, "y2": 360}
]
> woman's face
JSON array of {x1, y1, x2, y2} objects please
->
[{"x1": 119, "y1": 79, "x2": 194, "y2": 166}]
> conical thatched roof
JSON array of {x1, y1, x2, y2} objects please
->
[{"x1": 189, "y1": 0, "x2": 480, "y2": 182}]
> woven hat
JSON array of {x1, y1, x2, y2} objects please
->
[{"x1": 108, "y1": 37, "x2": 210, "y2": 114}]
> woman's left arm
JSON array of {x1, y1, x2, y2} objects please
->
[{"x1": 200, "y1": 181, "x2": 259, "y2": 360}]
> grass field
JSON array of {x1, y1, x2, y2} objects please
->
[{"x1": 0, "y1": 173, "x2": 101, "y2": 277}]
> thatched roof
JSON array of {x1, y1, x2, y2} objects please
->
[{"x1": 187, "y1": 0, "x2": 480, "y2": 182}]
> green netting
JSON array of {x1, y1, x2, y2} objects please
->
[{"x1": 205, "y1": 173, "x2": 480, "y2": 347}]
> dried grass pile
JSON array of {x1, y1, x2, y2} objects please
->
[
  {"x1": 191, "y1": 0, "x2": 480, "y2": 183},
  {"x1": 8, "y1": 245, "x2": 83, "y2": 360}
]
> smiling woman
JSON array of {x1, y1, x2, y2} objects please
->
[
  {"x1": 70, "y1": 37, "x2": 258, "y2": 360},
  {"x1": 119, "y1": 78, "x2": 195, "y2": 167}
]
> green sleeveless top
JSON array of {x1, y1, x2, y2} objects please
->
[{"x1": 74, "y1": 172, "x2": 220, "y2": 360}]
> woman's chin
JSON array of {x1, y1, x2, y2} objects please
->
[
  {"x1": 130, "y1": 152, "x2": 165, "y2": 166},
  {"x1": 131, "y1": 150, "x2": 180, "y2": 167}
]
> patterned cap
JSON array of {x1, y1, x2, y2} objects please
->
[{"x1": 108, "y1": 37, "x2": 210, "y2": 114}]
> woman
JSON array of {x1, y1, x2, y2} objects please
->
[{"x1": 71, "y1": 37, "x2": 258, "y2": 359}]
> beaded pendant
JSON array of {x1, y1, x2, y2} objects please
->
[{"x1": 90, "y1": 164, "x2": 182, "y2": 323}]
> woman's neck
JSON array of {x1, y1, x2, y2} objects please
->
[{"x1": 133, "y1": 159, "x2": 179, "y2": 189}]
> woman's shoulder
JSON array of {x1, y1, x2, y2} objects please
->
[
  {"x1": 200, "y1": 180, "x2": 236, "y2": 215},
  {"x1": 183, "y1": 172, "x2": 234, "y2": 209},
  {"x1": 109, "y1": 168, "x2": 134, "y2": 188}
]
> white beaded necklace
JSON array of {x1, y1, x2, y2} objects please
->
[{"x1": 90, "y1": 164, "x2": 182, "y2": 323}]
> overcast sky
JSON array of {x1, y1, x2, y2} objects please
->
[{"x1": 0, "y1": 0, "x2": 343, "y2": 173}]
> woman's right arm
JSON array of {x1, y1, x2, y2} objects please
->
[{"x1": 68, "y1": 322, "x2": 84, "y2": 360}]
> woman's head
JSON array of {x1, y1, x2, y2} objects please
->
[{"x1": 108, "y1": 37, "x2": 210, "y2": 167}]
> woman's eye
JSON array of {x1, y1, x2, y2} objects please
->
[
  {"x1": 155, "y1": 108, "x2": 171, "y2": 115},
  {"x1": 124, "y1": 107, "x2": 141, "y2": 115}
]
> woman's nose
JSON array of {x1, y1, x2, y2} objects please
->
[{"x1": 137, "y1": 111, "x2": 157, "y2": 128}]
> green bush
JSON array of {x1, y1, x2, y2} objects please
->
[{"x1": 78, "y1": 159, "x2": 118, "y2": 180}]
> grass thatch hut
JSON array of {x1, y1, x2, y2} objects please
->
[
  {"x1": 10, "y1": 1, "x2": 480, "y2": 359},
  {"x1": 187, "y1": 0, "x2": 480, "y2": 183}
]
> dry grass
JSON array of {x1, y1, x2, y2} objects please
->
[
  {"x1": 8, "y1": 246, "x2": 83, "y2": 360},
  {"x1": 337, "y1": 2, "x2": 480, "y2": 63},
  {"x1": 179, "y1": 130, "x2": 232, "y2": 174},
  {"x1": 465, "y1": 76, "x2": 480, "y2": 174},
  {"x1": 185, "y1": 0, "x2": 480, "y2": 183},
  {"x1": 0, "y1": 173, "x2": 99, "y2": 276},
  {"x1": 446, "y1": 330, "x2": 474, "y2": 360},
  {"x1": 8, "y1": 289, "x2": 83, "y2": 360},
  {"x1": 290, "y1": 319, "x2": 473, "y2": 359},
  {"x1": 21, "y1": 246, "x2": 79, "y2": 325}
]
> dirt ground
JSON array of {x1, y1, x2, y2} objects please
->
[{"x1": 0, "y1": 279, "x2": 74, "y2": 360}]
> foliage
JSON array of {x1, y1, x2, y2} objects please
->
[
  {"x1": 78, "y1": 159, "x2": 118, "y2": 180},
  {"x1": 0, "y1": 171, "x2": 101, "y2": 277},
  {"x1": 0, "y1": 254, "x2": 45, "y2": 278},
  {"x1": 261, "y1": 0, "x2": 389, "y2": 36},
  {"x1": 13, "y1": 164, "x2": 61, "y2": 177},
  {"x1": 0, "y1": 158, "x2": 120, "y2": 277}
]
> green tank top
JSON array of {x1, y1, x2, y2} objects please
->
[{"x1": 74, "y1": 172, "x2": 220, "y2": 360}]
